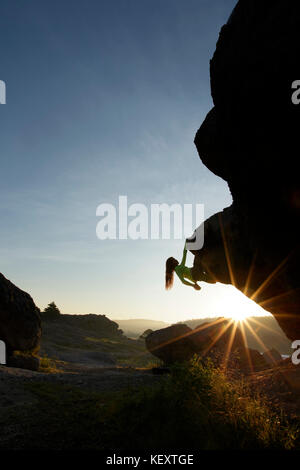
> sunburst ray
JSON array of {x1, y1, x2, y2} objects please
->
[
  {"x1": 243, "y1": 319, "x2": 279, "y2": 367},
  {"x1": 239, "y1": 320, "x2": 254, "y2": 373},
  {"x1": 243, "y1": 252, "x2": 257, "y2": 296},
  {"x1": 222, "y1": 320, "x2": 238, "y2": 371},
  {"x1": 258, "y1": 287, "x2": 300, "y2": 308},
  {"x1": 218, "y1": 213, "x2": 236, "y2": 287},
  {"x1": 250, "y1": 252, "x2": 293, "y2": 302}
]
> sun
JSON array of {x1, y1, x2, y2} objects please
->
[
  {"x1": 229, "y1": 310, "x2": 248, "y2": 323},
  {"x1": 165, "y1": 281, "x2": 271, "y2": 325},
  {"x1": 211, "y1": 284, "x2": 270, "y2": 323},
  {"x1": 222, "y1": 290, "x2": 252, "y2": 322}
]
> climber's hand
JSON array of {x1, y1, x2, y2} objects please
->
[{"x1": 193, "y1": 284, "x2": 201, "y2": 291}]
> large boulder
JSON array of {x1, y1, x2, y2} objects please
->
[
  {"x1": 145, "y1": 324, "x2": 197, "y2": 364},
  {"x1": 192, "y1": 0, "x2": 300, "y2": 340},
  {"x1": 0, "y1": 273, "x2": 41, "y2": 355},
  {"x1": 146, "y1": 318, "x2": 269, "y2": 372}
]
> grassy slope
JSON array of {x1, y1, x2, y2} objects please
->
[{"x1": 40, "y1": 314, "x2": 157, "y2": 368}]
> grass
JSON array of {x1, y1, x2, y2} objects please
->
[
  {"x1": 0, "y1": 357, "x2": 298, "y2": 450},
  {"x1": 102, "y1": 357, "x2": 299, "y2": 450},
  {"x1": 39, "y1": 354, "x2": 64, "y2": 373}
]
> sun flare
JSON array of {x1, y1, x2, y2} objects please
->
[
  {"x1": 217, "y1": 284, "x2": 270, "y2": 323},
  {"x1": 192, "y1": 283, "x2": 271, "y2": 324},
  {"x1": 221, "y1": 289, "x2": 255, "y2": 323}
]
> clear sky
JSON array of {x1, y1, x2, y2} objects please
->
[{"x1": 0, "y1": 0, "x2": 270, "y2": 323}]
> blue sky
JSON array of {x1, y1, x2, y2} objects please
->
[{"x1": 0, "y1": 0, "x2": 269, "y2": 322}]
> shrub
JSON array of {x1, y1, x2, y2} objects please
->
[{"x1": 102, "y1": 357, "x2": 299, "y2": 450}]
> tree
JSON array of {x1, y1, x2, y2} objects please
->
[{"x1": 43, "y1": 302, "x2": 61, "y2": 319}]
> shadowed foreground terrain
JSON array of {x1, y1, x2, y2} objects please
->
[
  {"x1": 0, "y1": 357, "x2": 299, "y2": 450},
  {"x1": 0, "y1": 313, "x2": 299, "y2": 450}
]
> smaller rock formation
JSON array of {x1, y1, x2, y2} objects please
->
[
  {"x1": 0, "y1": 273, "x2": 41, "y2": 356},
  {"x1": 145, "y1": 324, "x2": 196, "y2": 365}
]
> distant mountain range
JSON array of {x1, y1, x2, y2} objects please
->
[{"x1": 113, "y1": 319, "x2": 170, "y2": 338}]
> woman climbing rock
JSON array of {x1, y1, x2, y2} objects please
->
[{"x1": 165, "y1": 242, "x2": 213, "y2": 291}]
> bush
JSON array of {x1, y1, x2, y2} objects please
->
[{"x1": 102, "y1": 357, "x2": 299, "y2": 450}]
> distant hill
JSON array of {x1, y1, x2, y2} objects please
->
[
  {"x1": 180, "y1": 316, "x2": 291, "y2": 355},
  {"x1": 40, "y1": 314, "x2": 154, "y2": 368},
  {"x1": 113, "y1": 319, "x2": 170, "y2": 338}
]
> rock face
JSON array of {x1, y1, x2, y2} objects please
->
[
  {"x1": 192, "y1": 0, "x2": 300, "y2": 340},
  {"x1": 0, "y1": 273, "x2": 41, "y2": 355}
]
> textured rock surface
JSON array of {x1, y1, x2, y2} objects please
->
[
  {"x1": 192, "y1": 0, "x2": 300, "y2": 340},
  {"x1": 0, "y1": 273, "x2": 41, "y2": 354}
]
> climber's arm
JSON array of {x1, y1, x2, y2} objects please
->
[
  {"x1": 176, "y1": 270, "x2": 198, "y2": 288},
  {"x1": 182, "y1": 279, "x2": 198, "y2": 288},
  {"x1": 180, "y1": 243, "x2": 188, "y2": 266}
]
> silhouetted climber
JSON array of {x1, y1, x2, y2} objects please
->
[{"x1": 165, "y1": 243, "x2": 202, "y2": 291}]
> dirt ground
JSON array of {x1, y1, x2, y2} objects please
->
[{"x1": 0, "y1": 363, "x2": 163, "y2": 408}]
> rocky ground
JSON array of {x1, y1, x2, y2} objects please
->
[
  {"x1": 1, "y1": 356, "x2": 299, "y2": 434},
  {"x1": 0, "y1": 363, "x2": 163, "y2": 409},
  {"x1": 0, "y1": 363, "x2": 164, "y2": 450},
  {"x1": 248, "y1": 361, "x2": 300, "y2": 420},
  {"x1": 1, "y1": 314, "x2": 299, "y2": 449},
  {"x1": 1, "y1": 346, "x2": 300, "y2": 451}
]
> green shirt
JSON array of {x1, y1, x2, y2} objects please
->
[
  {"x1": 174, "y1": 245, "x2": 196, "y2": 286},
  {"x1": 175, "y1": 264, "x2": 195, "y2": 283}
]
